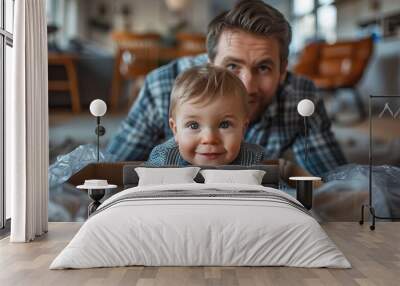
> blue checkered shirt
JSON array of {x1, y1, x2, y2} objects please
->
[{"x1": 107, "y1": 54, "x2": 347, "y2": 176}]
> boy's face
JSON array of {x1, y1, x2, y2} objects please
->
[{"x1": 169, "y1": 95, "x2": 249, "y2": 166}]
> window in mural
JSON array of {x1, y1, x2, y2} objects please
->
[
  {"x1": 291, "y1": 0, "x2": 337, "y2": 53},
  {"x1": 1, "y1": 0, "x2": 14, "y2": 230}
]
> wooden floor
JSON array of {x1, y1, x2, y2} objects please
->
[{"x1": 0, "y1": 222, "x2": 399, "y2": 286}]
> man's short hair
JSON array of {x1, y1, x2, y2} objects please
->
[
  {"x1": 206, "y1": 0, "x2": 292, "y2": 66},
  {"x1": 169, "y1": 64, "x2": 248, "y2": 118}
]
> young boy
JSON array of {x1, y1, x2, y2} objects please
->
[{"x1": 147, "y1": 65, "x2": 266, "y2": 166}]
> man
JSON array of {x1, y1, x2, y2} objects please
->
[{"x1": 107, "y1": 0, "x2": 347, "y2": 176}]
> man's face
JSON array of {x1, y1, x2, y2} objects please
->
[
  {"x1": 169, "y1": 95, "x2": 248, "y2": 166},
  {"x1": 212, "y1": 29, "x2": 287, "y2": 122}
]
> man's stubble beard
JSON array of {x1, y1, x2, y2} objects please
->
[{"x1": 248, "y1": 96, "x2": 272, "y2": 122}]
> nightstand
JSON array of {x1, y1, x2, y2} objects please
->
[
  {"x1": 289, "y1": 176, "x2": 321, "y2": 210},
  {"x1": 77, "y1": 180, "x2": 117, "y2": 216},
  {"x1": 68, "y1": 162, "x2": 143, "y2": 217}
]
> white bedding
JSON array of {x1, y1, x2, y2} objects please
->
[{"x1": 50, "y1": 183, "x2": 351, "y2": 269}]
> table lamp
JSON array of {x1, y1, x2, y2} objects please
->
[{"x1": 89, "y1": 99, "x2": 107, "y2": 162}]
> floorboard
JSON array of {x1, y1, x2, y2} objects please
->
[{"x1": 0, "y1": 222, "x2": 399, "y2": 286}]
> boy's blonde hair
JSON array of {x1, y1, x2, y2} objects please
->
[{"x1": 169, "y1": 64, "x2": 248, "y2": 118}]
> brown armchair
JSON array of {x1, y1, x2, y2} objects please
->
[{"x1": 293, "y1": 37, "x2": 374, "y2": 120}]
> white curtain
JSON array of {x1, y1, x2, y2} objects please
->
[{"x1": 8, "y1": 0, "x2": 49, "y2": 242}]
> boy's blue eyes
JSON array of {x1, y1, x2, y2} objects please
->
[
  {"x1": 188, "y1": 122, "x2": 199, "y2": 129},
  {"x1": 219, "y1": 121, "x2": 231, "y2": 128},
  {"x1": 186, "y1": 121, "x2": 231, "y2": 129}
]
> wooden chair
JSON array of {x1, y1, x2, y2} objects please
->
[
  {"x1": 110, "y1": 32, "x2": 161, "y2": 111},
  {"x1": 175, "y1": 32, "x2": 206, "y2": 57},
  {"x1": 48, "y1": 52, "x2": 81, "y2": 113}
]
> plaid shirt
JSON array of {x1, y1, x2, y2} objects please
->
[{"x1": 107, "y1": 54, "x2": 347, "y2": 176}]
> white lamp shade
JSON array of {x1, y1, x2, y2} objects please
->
[
  {"x1": 90, "y1": 99, "x2": 107, "y2": 117},
  {"x1": 297, "y1": 99, "x2": 315, "y2": 117}
]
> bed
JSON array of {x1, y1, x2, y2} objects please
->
[{"x1": 50, "y1": 164, "x2": 350, "y2": 269}]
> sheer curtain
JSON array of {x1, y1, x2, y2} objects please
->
[{"x1": 7, "y1": 0, "x2": 49, "y2": 242}]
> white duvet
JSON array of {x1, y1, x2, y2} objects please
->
[{"x1": 50, "y1": 183, "x2": 351, "y2": 269}]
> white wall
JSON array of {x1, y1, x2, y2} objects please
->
[
  {"x1": 336, "y1": 0, "x2": 400, "y2": 98},
  {"x1": 337, "y1": 0, "x2": 400, "y2": 39},
  {"x1": 57, "y1": 0, "x2": 289, "y2": 52},
  {"x1": 76, "y1": 0, "x2": 232, "y2": 39},
  {"x1": 266, "y1": 0, "x2": 290, "y2": 20}
]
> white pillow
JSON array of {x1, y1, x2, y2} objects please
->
[
  {"x1": 200, "y1": 169, "x2": 266, "y2": 185},
  {"x1": 135, "y1": 167, "x2": 201, "y2": 186}
]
